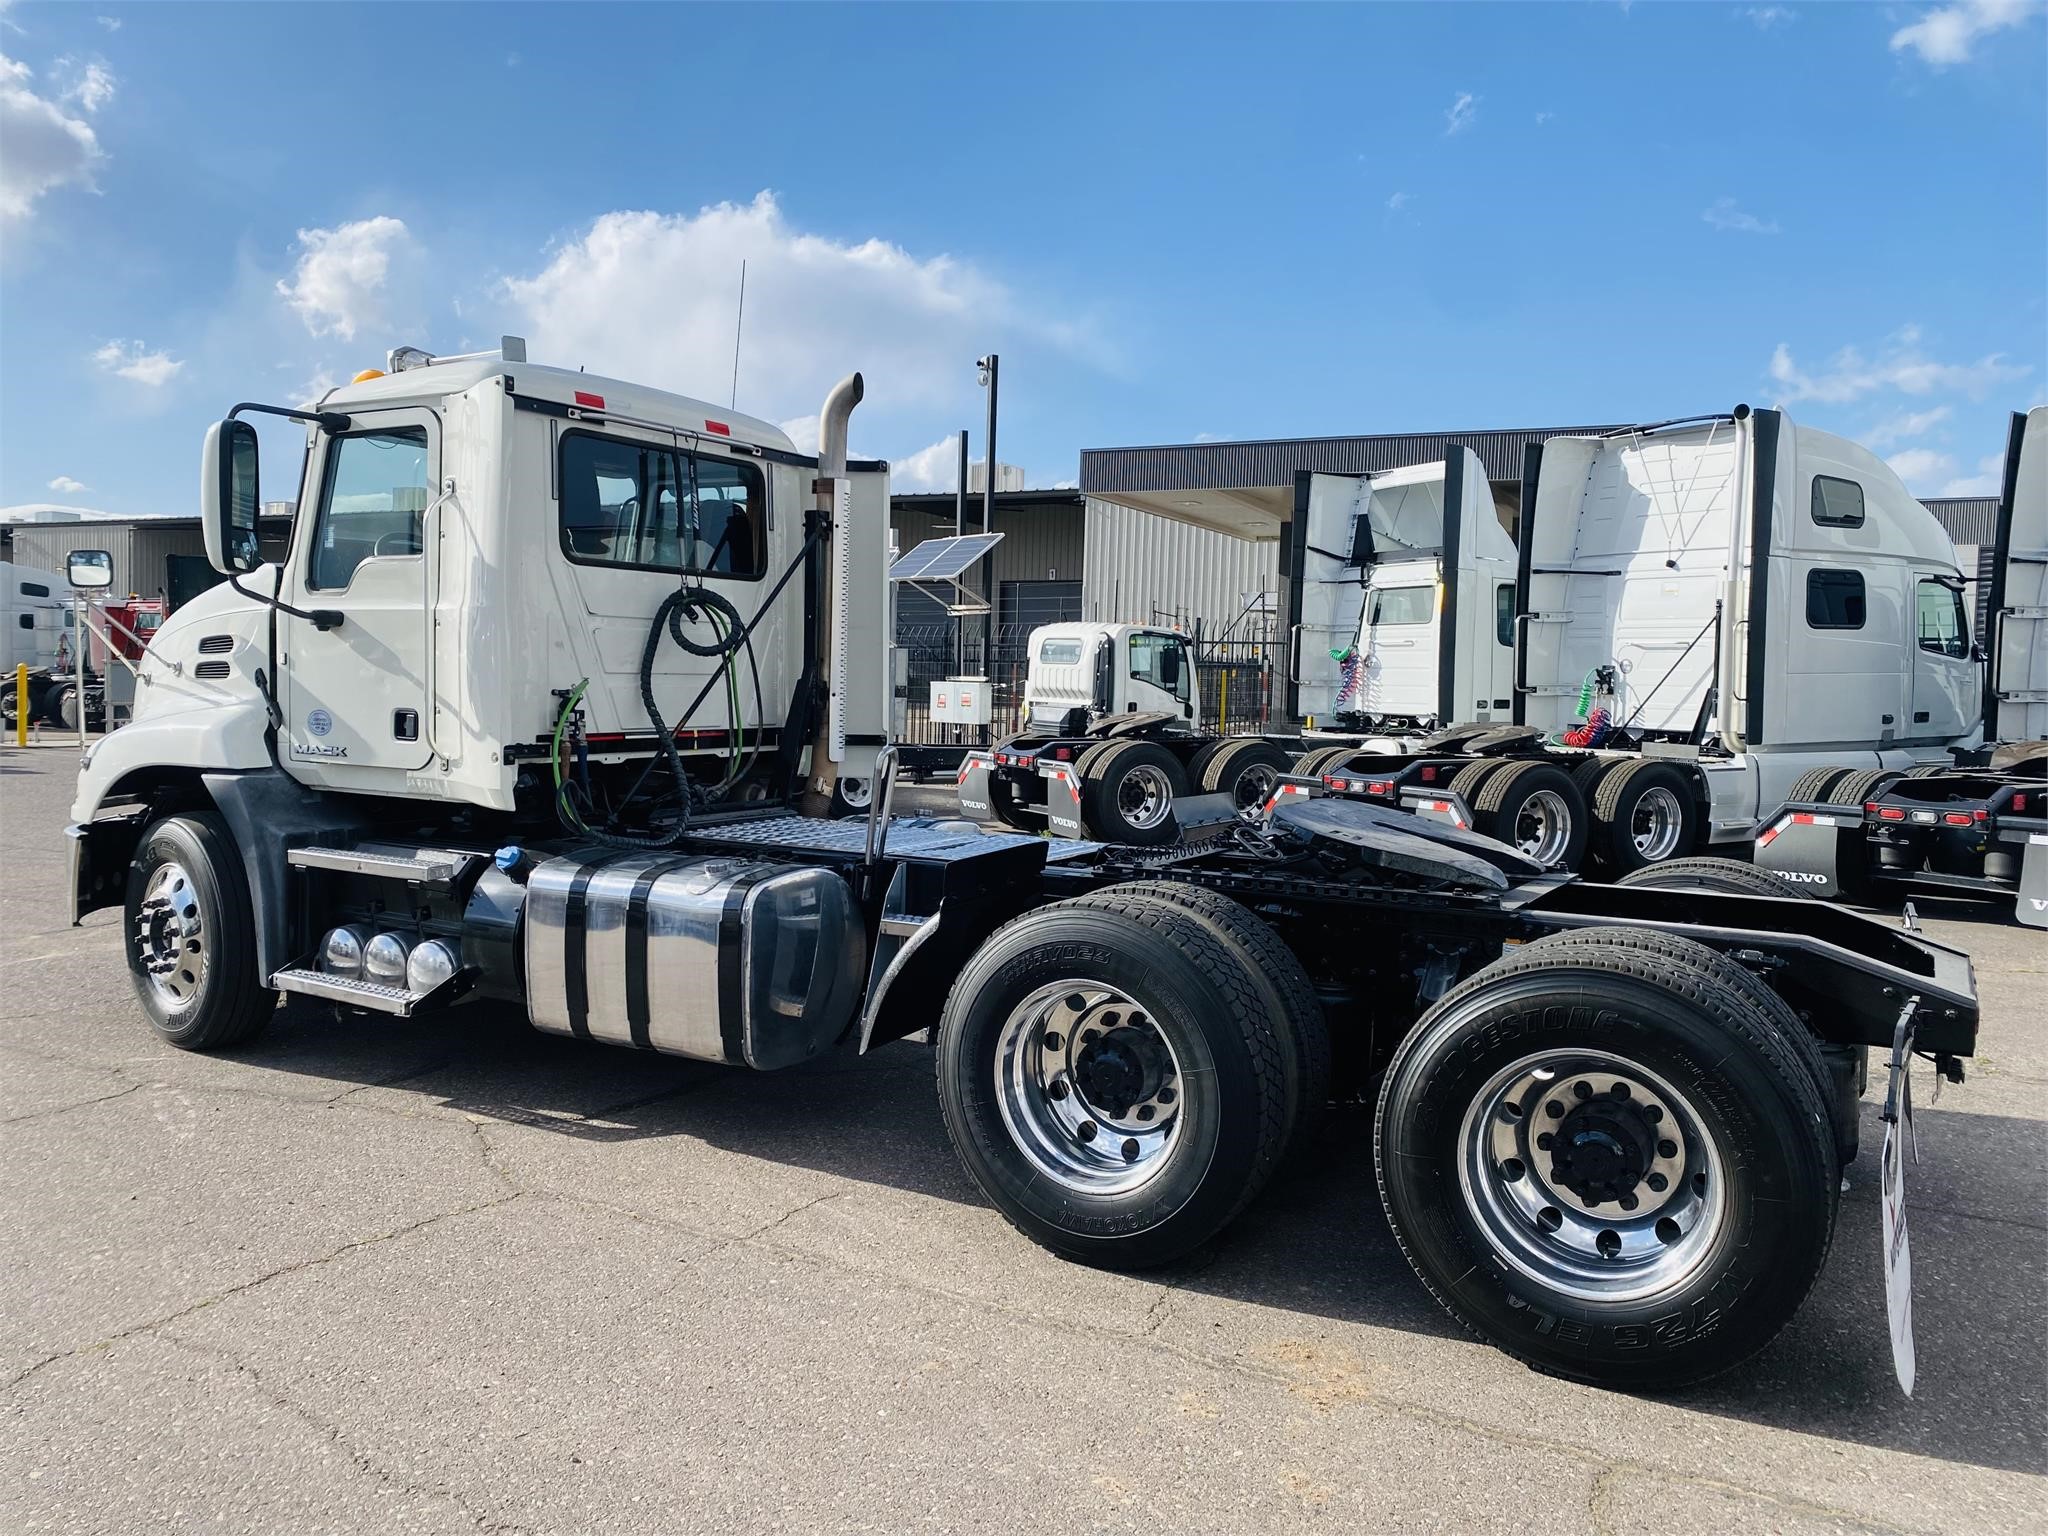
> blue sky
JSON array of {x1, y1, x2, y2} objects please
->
[{"x1": 2, "y1": 0, "x2": 2042, "y2": 517}]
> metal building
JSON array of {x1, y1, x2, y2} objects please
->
[{"x1": 0, "y1": 515, "x2": 294, "y2": 609}]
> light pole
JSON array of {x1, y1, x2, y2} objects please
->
[{"x1": 975, "y1": 356, "x2": 1000, "y2": 741}]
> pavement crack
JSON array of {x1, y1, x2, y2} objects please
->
[
  {"x1": 742, "y1": 1187, "x2": 848, "y2": 1240},
  {"x1": 3, "y1": 1192, "x2": 523, "y2": 1396},
  {"x1": 2, "y1": 1080, "x2": 143, "y2": 1125},
  {"x1": 150, "y1": 1331, "x2": 530, "y2": 1534}
]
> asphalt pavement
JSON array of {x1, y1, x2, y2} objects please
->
[{"x1": 3, "y1": 745, "x2": 2043, "y2": 1534}]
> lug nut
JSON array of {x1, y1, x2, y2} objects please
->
[
  {"x1": 1645, "y1": 1172, "x2": 1668, "y2": 1193},
  {"x1": 1573, "y1": 1081, "x2": 1593, "y2": 1101},
  {"x1": 1610, "y1": 1082, "x2": 1631, "y2": 1100},
  {"x1": 1157, "y1": 1086, "x2": 1175, "y2": 1104},
  {"x1": 1657, "y1": 1139, "x2": 1678, "y2": 1159},
  {"x1": 1536, "y1": 1132, "x2": 1554, "y2": 1150},
  {"x1": 1136, "y1": 1105, "x2": 1154, "y2": 1122},
  {"x1": 1619, "y1": 1193, "x2": 1639, "y2": 1211},
  {"x1": 1545, "y1": 1101, "x2": 1565, "y2": 1119}
]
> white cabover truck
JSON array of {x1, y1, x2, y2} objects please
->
[
  {"x1": 959, "y1": 450, "x2": 1516, "y2": 843},
  {"x1": 68, "y1": 348, "x2": 1984, "y2": 1392},
  {"x1": 1314, "y1": 407, "x2": 1988, "y2": 873},
  {"x1": 1754, "y1": 406, "x2": 2048, "y2": 922}
]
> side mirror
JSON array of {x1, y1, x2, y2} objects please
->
[
  {"x1": 201, "y1": 419, "x2": 263, "y2": 575},
  {"x1": 66, "y1": 549, "x2": 113, "y2": 590}
]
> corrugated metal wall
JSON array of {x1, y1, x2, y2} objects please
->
[
  {"x1": 2, "y1": 518, "x2": 288, "y2": 609},
  {"x1": 1083, "y1": 498, "x2": 1279, "y2": 639},
  {"x1": 5, "y1": 524, "x2": 138, "y2": 592}
]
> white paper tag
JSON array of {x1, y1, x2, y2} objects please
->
[{"x1": 1880, "y1": 1112, "x2": 1916, "y2": 1396}]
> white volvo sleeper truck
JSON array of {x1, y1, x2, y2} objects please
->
[
  {"x1": 1312, "y1": 408, "x2": 1988, "y2": 875},
  {"x1": 959, "y1": 449, "x2": 1516, "y2": 843},
  {"x1": 1755, "y1": 406, "x2": 2048, "y2": 921},
  {"x1": 68, "y1": 350, "x2": 1980, "y2": 1392}
]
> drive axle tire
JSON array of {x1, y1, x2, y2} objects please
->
[
  {"x1": 1615, "y1": 855, "x2": 1816, "y2": 900},
  {"x1": 1199, "y1": 738, "x2": 1294, "y2": 813},
  {"x1": 1089, "y1": 883, "x2": 1331, "y2": 1161},
  {"x1": 1447, "y1": 757, "x2": 1511, "y2": 805},
  {"x1": 123, "y1": 813, "x2": 274, "y2": 1051},
  {"x1": 1374, "y1": 942, "x2": 1838, "y2": 1390},
  {"x1": 1785, "y1": 766, "x2": 1851, "y2": 804},
  {"x1": 1293, "y1": 745, "x2": 1353, "y2": 781},
  {"x1": 1080, "y1": 739, "x2": 1189, "y2": 845},
  {"x1": 1473, "y1": 761, "x2": 1588, "y2": 870},
  {"x1": 1591, "y1": 760, "x2": 1699, "y2": 874},
  {"x1": 1825, "y1": 769, "x2": 1895, "y2": 808},
  {"x1": 935, "y1": 898, "x2": 1289, "y2": 1269}
]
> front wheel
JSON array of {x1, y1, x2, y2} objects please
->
[
  {"x1": 124, "y1": 813, "x2": 274, "y2": 1050},
  {"x1": 1375, "y1": 942, "x2": 1837, "y2": 1390}
]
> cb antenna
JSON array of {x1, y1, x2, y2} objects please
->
[{"x1": 730, "y1": 259, "x2": 747, "y2": 409}]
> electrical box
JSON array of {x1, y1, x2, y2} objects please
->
[{"x1": 930, "y1": 677, "x2": 992, "y2": 725}]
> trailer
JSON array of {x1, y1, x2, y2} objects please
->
[
  {"x1": 1755, "y1": 407, "x2": 2048, "y2": 923},
  {"x1": 958, "y1": 450, "x2": 1515, "y2": 845},
  {"x1": 68, "y1": 346, "x2": 1978, "y2": 1392}
]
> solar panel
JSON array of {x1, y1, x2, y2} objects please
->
[{"x1": 888, "y1": 533, "x2": 1004, "y2": 582}]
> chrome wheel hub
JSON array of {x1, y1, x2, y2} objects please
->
[
  {"x1": 1513, "y1": 788, "x2": 1574, "y2": 867},
  {"x1": 1632, "y1": 786, "x2": 1685, "y2": 861},
  {"x1": 994, "y1": 981, "x2": 1184, "y2": 1195},
  {"x1": 134, "y1": 860, "x2": 207, "y2": 1008},
  {"x1": 1457, "y1": 1049, "x2": 1726, "y2": 1302},
  {"x1": 1116, "y1": 765, "x2": 1175, "y2": 830}
]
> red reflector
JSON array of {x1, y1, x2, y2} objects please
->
[
  {"x1": 703, "y1": 419, "x2": 731, "y2": 436},
  {"x1": 1053, "y1": 746, "x2": 1072, "y2": 761},
  {"x1": 1420, "y1": 765, "x2": 1439, "y2": 782},
  {"x1": 1878, "y1": 807, "x2": 1905, "y2": 821},
  {"x1": 1758, "y1": 826, "x2": 1779, "y2": 848},
  {"x1": 1864, "y1": 802, "x2": 1880, "y2": 813},
  {"x1": 1974, "y1": 807, "x2": 1988, "y2": 822},
  {"x1": 1943, "y1": 812, "x2": 1973, "y2": 826},
  {"x1": 1791, "y1": 812, "x2": 1817, "y2": 825},
  {"x1": 574, "y1": 390, "x2": 605, "y2": 409},
  {"x1": 2015, "y1": 794, "x2": 2029, "y2": 812}
]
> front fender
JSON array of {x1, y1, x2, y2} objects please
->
[{"x1": 70, "y1": 698, "x2": 273, "y2": 824}]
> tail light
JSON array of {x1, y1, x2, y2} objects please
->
[
  {"x1": 1877, "y1": 807, "x2": 1905, "y2": 821},
  {"x1": 1942, "y1": 812, "x2": 1974, "y2": 827}
]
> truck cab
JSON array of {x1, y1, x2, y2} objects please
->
[
  {"x1": 1022, "y1": 622, "x2": 1195, "y2": 734},
  {"x1": 1285, "y1": 448, "x2": 1517, "y2": 734}
]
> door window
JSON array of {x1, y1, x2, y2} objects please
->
[
  {"x1": 1495, "y1": 583, "x2": 1515, "y2": 646},
  {"x1": 1916, "y1": 579, "x2": 1969, "y2": 658},
  {"x1": 1369, "y1": 585, "x2": 1434, "y2": 626},
  {"x1": 308, "y1": 428, "x2": 431, "y2": 590},
  {"x1": 1128, "y1": 631, "x2": 1190, "y2": 701}
]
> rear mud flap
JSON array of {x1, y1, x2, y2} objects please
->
[
  {"x1": 1753, "y1": 802, "x2": 1860, "y2": 900},
  {"x1": 1041, "y1": 762, "x2": 1085, "y2": 838},
  {"x1": 956, "y1": 753, "x2": 996, "y2": 821},
  {"x1": 2020, "y1": 833, "x2": 2048, "y2": 928}
]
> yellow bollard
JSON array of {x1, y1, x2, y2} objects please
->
[{"x1": 13, "y1": 663, "x2": 25, "y2": 748}]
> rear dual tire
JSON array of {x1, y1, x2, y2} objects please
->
[{"x1": 1375, "y1": 938, "x2": 1838, "y2": 1390}]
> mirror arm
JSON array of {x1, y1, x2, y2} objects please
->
[
  {"x1": 227, "y1": 401, "x2": 352, "y2": 433},
  {"x1": 228, "y1": 574, "x2": 343, "y2": 631}
]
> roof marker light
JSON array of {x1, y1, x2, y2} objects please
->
[
  {"x1": 704, "y1": 420, "x2": 732, "y2": 437},
  {"x1": 574, "y1": 390, "x2": 605, "y2": 410}
]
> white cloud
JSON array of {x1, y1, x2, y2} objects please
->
[
  {"x1": 1443, "y1": 91, "x2": 1478, "y2": 135},
  {"x1": 1744, "y1": 6, "x2": 1797, "y2": 29},
  {"x1": 891, "y1": 437, "x2": 966, "y2": 493},
  {"x1": 1385, "y1": 190, "x2": 1411, "y2": 212},
  {"x1": 1768, "y1": 332, "x2": 2030, "y2": 405},
  {"x1": 1891, "y1": 1, "x2": 2037, "y2": 66},
  {"x1": 0, "y1": 53, "x2": 103, "y2": 221},
  {"x1": 57, "y1": 56, "x2": 114, "y2": 113},
  {"x1": 1534, "y1": 110, "x2": 1554, "y2": 125},
  {"x1": 47, "y1": 475, "x2": 88, "y2": 493},
  {"x1": 1885, "y1": 447, "x2": 1954, "y2": 489},
  {"x1": 1861, "y1": 404, "x2": 1952, "y2": 449},
  {"x1": 97, "y1": 16, "x2": 122, "y2": 32},
  {"x1": 502, "y1": 192, "x2": 1090, "y2": 428},
  {"x1": 1939, "y1": 452, "x2": 2007, "y2": 497},
  {"x1": 276, "y1": 215, "x2": 412, "y2": 340},
  {"x1": 92, "y1": 338, "x2": 182, "y2": 387},
  {"x1": 1702, "y1": 197, "x2": 1780, "y2": 234}
]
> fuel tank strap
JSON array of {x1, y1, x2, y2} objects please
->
[
  {"x1": 564, "y1": 864, "x2": 598, "y2": 1040},
  {"x1": 624, "y1": 857, "x2": 695, "y2": 1049}
]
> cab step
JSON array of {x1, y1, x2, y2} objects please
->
[
  {"x1": 269, "y1": 965, "x2": 419, "y2": 1015},
  {"x1": 287, "y1": 844, "x2": 478, "y2": 887}
]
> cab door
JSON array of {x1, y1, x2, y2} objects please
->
[
  {"x1": 280, "y1": 408, "x2": 440, "y2": 779},
  {"x1": 1122, "y1": 629, "x2": 1193, "y2": 718},
  {"x1": 1909, "y1": 576, "x2": 1978, "y2": 744}
]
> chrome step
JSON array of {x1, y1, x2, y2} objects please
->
[
  {"x1": 877, "y1": 913, "x2": 933, "y2": 938},
  {"x1": 270, "y1": 966, "x2": 419, "y2": 1015},
  {"x1": 287, "y1": 845, "x2": 475, "y2": 884}
]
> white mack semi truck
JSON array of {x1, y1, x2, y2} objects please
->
[
  {"x1": 958, "y1": 449, "x2": 1517, "y2": 842},
  {"x1": 67, "y1": 348, "x2": 1981, "y2": 1391}
]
